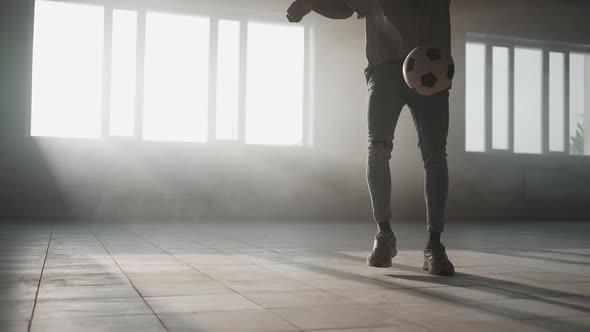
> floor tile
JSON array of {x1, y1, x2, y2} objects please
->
[
  {"x1": 222, "y1": 280, "x2": 317, "y2": 293},
  {"x1": 160, "y1": 309, "x2": 299, "y2": 332},
  {"x1": 305, "y1": 278, "x2": 402, "y2": 291},
  {"x1": 0, "y1": 300, "x2": 34, "y2": 321},
  {"x1": 40, "y1": 273, "x2": 130, "y2": 287},
  {"x1": 373, "y1": 301, "x2": 506, "y2": 329},
  {"x1": 132, "y1": 280, "x2": 232, "y2": 297},
  {"x1": 37, "y1": 284, "x2": 139, "y2": 301},
  {"x1": 416, "y1": 285, "x2": 529, "y2": 303},
  {"x1": 30, "y1": 315, "x2": 166, "y2": 332},
  {"x1": 272, "y1": 304, "x2": 405, "y2": 330},
  {"x1": 243, "y1": 290, "x2": 352, "y2": 308},
  {"x1": 469, "y1": 298, "x2": 590, "y2": 319},
  {"x1": 0, "y1": 320, "x2": 29, "y2": 332},
  {"x1": 304, "y1": 327, "x2": 433, "y2": 332},
  {"x1": 33, "y1": 298, "x2": 153, "y2": 319},
  {"x1": 145, "y1": 293, "x2": 260, "y2": 313},
  {"x1": 330, "y1": 288, "x2": 449, "y2": 305}
]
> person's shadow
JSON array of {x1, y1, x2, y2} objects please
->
[{"x1": 296, "y1": 250, "x2": 590, "y2": 331}]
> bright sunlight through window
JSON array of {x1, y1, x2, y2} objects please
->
[
  {"x1": 142, "y1": 12, "x2": 210, "y2": 143},
  {"x1": 465, "y1": 34, "x2": 590, "y2": 156},
  {"x1": 31, "y1": 1, "x2": 104, "y2": 138},
  {"x1": 465, "y1": 42, "x2": 486, "y2": 152},
  {"x1": 246, "y1": 23, "x2": 305, "y2": 146},
  {"x1": 31, "y1": 2, "x2": 308, "y2": 147}
]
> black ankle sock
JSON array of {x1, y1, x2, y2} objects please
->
[
  {"x1": 377, "y1": 222, "x2": 393, "y2": 233},
  {"x1": 429, "y1": 231, "x2": 441, "y2": 244}
]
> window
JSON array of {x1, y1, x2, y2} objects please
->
[
  {"x1": 513, "y1": 47, "x2": 542, "y2": 154},
  {"x1": 246, "y1": 22, "x2": 305, "y2": 146},
  {"x1": 549, "y1": 52, "x2": 565, "y2": 152},
  {"x1": 31, "y1": 1, "x2": 104, "y2": 138},
  {"x1": 492, "y1": 46, "x2": 509, "y2": 150},
  {"x1": 31, "y1": 0, "x2": 310, "y2": 147},
  {"x1": 465, "y1": 33, "x2": 590, "y2": 156},
  {"x1": 143, "y1": 12, "x2": 210, "y2": 142},
  {"x1": 465, "y1": 43, "x2": 486, "y2": 152},
  {"x1": 569, "y1": 53, "x2": 588, "y2": 155}
]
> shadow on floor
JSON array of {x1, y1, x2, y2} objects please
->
[
  {"x1": 288, "y1": 250, "x2": 590, "y2": 331},
  {"x1": 465, "y1": 248, "x2": 590, "y2": 267}
]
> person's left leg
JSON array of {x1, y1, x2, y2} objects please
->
[
  {"x1": 407, "y1": 90, "x2": 454, "y2": 276},
  {"x1": 408, "y1": 91, "x2": 449, "y2": 234}
]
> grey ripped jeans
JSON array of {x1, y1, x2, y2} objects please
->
[{"x1": 365, "y1": 59, "x2": 449, "y2": 232}]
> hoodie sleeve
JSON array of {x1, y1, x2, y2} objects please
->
[{"x1": 340, "y1": 0, "x2": 370, "y2": 18}]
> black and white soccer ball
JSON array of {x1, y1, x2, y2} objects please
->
[{"x1": 403, "y1": 46, "x2": 454, "y2": 96}]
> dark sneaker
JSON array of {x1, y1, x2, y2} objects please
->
[
  {"x1": 423, "y1": 242, "x2": 455, "y2": 276},
  {"x1": 367, "y1": 231, "x2": 397, "y2": 268}
]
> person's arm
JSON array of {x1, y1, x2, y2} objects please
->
[
  {"x1": 287, "y1": 0, "x2": 354, "y2": 23},
  {"x1": 311, "y1": 0, "x2": 355, "y2": 19}
]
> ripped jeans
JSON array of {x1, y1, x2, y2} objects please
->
[{"x1": 365, "y1": 60, "x2": 449, "y2": 232}]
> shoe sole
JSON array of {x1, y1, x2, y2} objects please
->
[{"x1": 367, "y1": 248, "x2": 398, "y2": 268}]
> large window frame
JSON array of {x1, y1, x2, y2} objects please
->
[
  {"x1": 29, "y1": 0, "x2": 315, "y2": 147},
  {"x1": 465, "y1": 32, "x2": 590, "y2": 157}
]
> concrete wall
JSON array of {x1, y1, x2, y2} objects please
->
[{"x1": 1, "y1": 0, "x2": 589, "y2": 223}]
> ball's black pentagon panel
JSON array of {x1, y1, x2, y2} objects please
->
[
  {"x1": 421, "y1": 72, "x2": 438, "y2": 88},
  {"x1": 425, "y1": 48, "x2": 442, "y2": 61},
  {"x1": 406, "y1": 57, "x2": 416, "y2": 72}
]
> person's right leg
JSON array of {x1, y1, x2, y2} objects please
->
[
  {"x1": 365, "y1": 61, "x2": 406, "y2": 228},
  {"x1": 365, "y1": 60, "x2": 406, "y2": 268}
]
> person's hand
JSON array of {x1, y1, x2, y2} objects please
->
[{"x1": 287, "y1": 0, "x2": 313, "y2": 23}]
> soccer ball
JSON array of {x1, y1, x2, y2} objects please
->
[{"x1": 403, "y1": 46, "x2": 454, "y2": 96}]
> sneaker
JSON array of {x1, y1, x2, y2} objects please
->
[
  {"x1": 367, "y1": 231, "x2": 397, "y2": 268},
  {"x1": 423, "y1": 242, "x2": 455, "y2": 276}
]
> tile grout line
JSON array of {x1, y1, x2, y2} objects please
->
[
  {"x1": 238, "y1": 245, "x2": 442, "y2": 331},
  {"x1": 221, "y1": 231, "x2": 442, "y2": 331},
  {"x1": 135, "y1": 227, "x2": 433, "y2": 331},
  {"x1": 128, "y1": 226, "x2": 590, "y2": 329},
  {"x1": 27, "y1": 227, "x2": 53, "y2": 332},
  {"x1": 91, "y1": 230, "x2": 170, "y2": 332},
  {"x1": 401, "y1": 278, "x2": 589, "y2": 329},
  {"x1": 207, "y1": 234, "x2": 570, "y2": 330},
  {"x1": 162, "y1": 227, "x2": 418, "y2": 299},
  {"x1": 129, "y1": 228, "x2": 305, "y2": 332}
]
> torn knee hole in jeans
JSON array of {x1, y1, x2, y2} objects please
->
[
  {"x1": 368, "y1": 141, "x2": 393, "y2": 161},
  {"x1": 423, "y1": 149, "x2": 448, "y2": 169}
]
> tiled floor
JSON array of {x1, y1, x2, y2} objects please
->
[{"x1": 1, "y1": 220, "x2": 589, "y2": 332}]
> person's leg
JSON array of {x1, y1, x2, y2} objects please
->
[
  {"x1": 407, "y1": 90, "x2": 449, "y2": 235},
  {"x1": 407, "y1": 90, "x2": 454, "y2": 276},
  {"x1": 365, "y1": 61, "x2": 406, "y2": 231},
  {"x1": 365, "y1": 60, "x2": 406, "y2": 268}
]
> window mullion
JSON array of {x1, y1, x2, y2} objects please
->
[
  {"x1": 208, "y1": 18, "x2": 218, "y2": 142},
  {"x1": 542, "y1": 50, "x2": 550, "y2": 154},
  {"x1": 237, "y1": 20, "x2": 247, "y2": 143},
  {"x1": 102, "y1": 7, "x2": 113, "y2": 138},
  {"x1": 564, "y1": 52, "x2": 571, "y2": 154},
  {"x1": 484, "y1": 44, "x2": 493, "y2": 152},
  {"x1": 303, "y1": 25, "x2": 314, "y2": 147},
  {"x1": 134, "y1": 10, "x2": 146, "y2": 139},
  {"x1": 508, "y1": 46, "x2": 515, "y2": 153}
]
